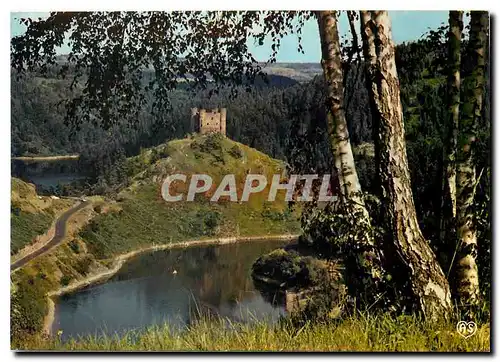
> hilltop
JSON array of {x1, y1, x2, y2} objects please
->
[{"x1": 83, "y1": 133, "x2": 300, "y2": 258}]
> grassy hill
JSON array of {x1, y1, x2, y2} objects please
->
[
  {"x1": 80, "y1": 133, "x2": 300, "y2": 258},
  {"x1": 11, "y1": 178, "x2": 73, "y2": 255},
  {"x1": 261, "y1": 62, "x2": 322, "y2": 82}
]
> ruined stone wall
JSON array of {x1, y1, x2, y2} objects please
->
[{"x1": 191, "y1": 108, "x2": 227, "y2": 135}]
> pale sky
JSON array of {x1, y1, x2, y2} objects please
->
[{"x1": 11, "y1": 11, "x2": 449, "y2": 63}]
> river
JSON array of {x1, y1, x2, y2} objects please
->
[
  {"x1": 11, "y1": 159, "x2": 86, "y2": 193},
  {"x1": 52, "y1": 239, "x2": 288, "y2": 341}
]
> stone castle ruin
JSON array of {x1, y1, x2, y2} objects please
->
[{"x1": 191, "y1": 108, "x2": 227, "y2": 136}]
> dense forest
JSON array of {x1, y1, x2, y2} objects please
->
[
  {"x1": 11, "y1": 11, "x2": 491, "y2": 345},
  {"x1": 11, "y1": 31, "x2": 491, "y2": 297}
]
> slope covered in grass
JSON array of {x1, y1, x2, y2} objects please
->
[
  {"x1": 80, "y1": 134, "x2": 301, "y2": 258},
  {"x1": 11, "y1": 178, "x2": 73, "y2": 255}
]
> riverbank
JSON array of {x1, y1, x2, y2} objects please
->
[
  {"x1": 42, "y1": 233, "x2": 299, "y2": 336},
  {"x1": 12, "y1": 154, "x2": 80, "y2": 161}
]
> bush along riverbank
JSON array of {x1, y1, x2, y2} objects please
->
[{"x1": 11, "y1": 134, "x2": 301, "y2": 348}]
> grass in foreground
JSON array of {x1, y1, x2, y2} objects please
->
[{"x1": 18, "y1": 313, "x2": 490, "y2": 352}]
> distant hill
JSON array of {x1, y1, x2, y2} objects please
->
[
  {"x1": 260, "y1": 62, "x2": 322, "y2": 82},
  {"x1": 52, "y1": 55, "x2": 320, "y2": 83}
]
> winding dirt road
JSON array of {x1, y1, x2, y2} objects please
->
[{"x1": 11, "y1": 201, "x2": 91, "y2": 272}]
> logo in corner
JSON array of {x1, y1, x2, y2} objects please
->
[{"x1": 456, "y1": 321, "x2": 477, "y2": 339}]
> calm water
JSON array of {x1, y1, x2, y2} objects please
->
[
  {"x1": 52, "y1": 240, "x2": 288, "y2": 341},
  {"x1": 11, "y1": 159, "x2": 85, "y2": 192}
]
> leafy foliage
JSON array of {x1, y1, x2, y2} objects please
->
[
  {"x1": 11, "y1": 11, "x2": 313, "y2": 130},
  {"x1": 10, "y1": 11, "x2": 491, "y2": 341},
  {"x1": 299, "y1": 197, "x2": 403, "y2": 312},
  {"x1": 252, "y1": 248, "x2": 328, "y2": 289},
  {"x1": 11, "y1": 273, "x2": 50, "y2": 343}
]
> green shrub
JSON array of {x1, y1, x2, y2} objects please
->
[
  {"x1": 191, "y1": 134, "x2": 223, "y2": 153},
  {"x1": 203, "y1": 210, "x2": 221, "y2": 233},
  {"x1": 74, "y1": 256, "x2": 93, "y2": 275},
  {"x1": 68, "y1": 239, "x2": 80, "y2": 254},
  {"x1": 229, "y1": 145, "x2": 243, "y2": 159},
  {"x1": 251, "y1": 249, "x2": 328, "y2": 288},
  {"x1": 252, "y1": 248, "x2": 346, "y2": 322},
  {"x1": 11, "y1": 274, "x2": 49, "y2": 344},
  {"x1": 149, "y1": 146, "x2": 170, "y2": 164},
  {"x1": 60, "y1": 275, "x2": 72, "y2": 286},
  {"x1": 187, "y1": 210, "x2": 222, "y2": 237},
  {"x1": 190, "y1": 134, "x2": 226, "y2": 164}
]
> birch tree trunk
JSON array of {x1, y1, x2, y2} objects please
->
[
  {"x1": 359, "y1": 11, "x2": 381, "y2": 196},
  {"x1": 455, "y1": 11, "x2": 488, "y2": 312},
  {"x1": 360, "y1": 10, "x2": 452, "y2": 320},
  {"x1": 439, "y1": 11, "x2": 463, "y2": 274},
  {"x1": 317, "y1": 11, "x2": 365, "y2": 207},
  {"x1": 316, "y1": 11, "x2": 384, "y2": 302}
]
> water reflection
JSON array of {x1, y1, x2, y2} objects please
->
[
  {"x1": 53, "y1": 240, "x2": 287, "y2": 341},
  {"x1": 11, "y1": 159, "x2": 85, "y2": 192}
]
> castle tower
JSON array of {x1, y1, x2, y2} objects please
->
[
  {"x1": 190, "y1": 107, "x2": 227, "y2": 136},
  {"x1": 190, "y1": 107, "x2": 199, "y2": 133},
  {"x1": 220, "y1": 108, "x2": 227, "y2": 135}
]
